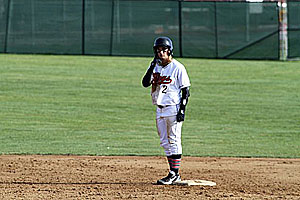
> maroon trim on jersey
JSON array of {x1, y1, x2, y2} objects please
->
[{"x1": 152, "y1": 73, "x2": 172, "y2": 85}]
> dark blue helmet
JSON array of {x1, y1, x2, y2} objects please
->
[{"x1": 153, "y1": 37, "x2": 173, "y2": 56}]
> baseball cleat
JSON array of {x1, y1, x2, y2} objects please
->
[{"x1": 157, "y1": 171, "x2": 181, "y2": 185}]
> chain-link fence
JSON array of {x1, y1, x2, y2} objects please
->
[{"x1": 0, "y1": 0, "x2": 299, "y2": 60}]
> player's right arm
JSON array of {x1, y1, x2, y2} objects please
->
[{"x1": 142, "y1": 58, "x2": 157, "y2": 88}]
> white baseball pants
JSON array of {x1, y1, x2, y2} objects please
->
[{"x1": 156, "y1": 115, "x2": 182, "y2": 156}]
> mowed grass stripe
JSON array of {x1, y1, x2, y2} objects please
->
[{"x1": 0, "y1": 54, "x2": 299, "y2": 157}]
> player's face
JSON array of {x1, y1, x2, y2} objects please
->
[{"x1": 156, "y1": 46, "x2": 169, "y2": 60}]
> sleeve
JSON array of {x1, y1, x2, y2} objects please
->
[
  {"x1": 142, "y1": 65, "x2": 155, "y2": 88},
  {"x1": 178, "y1": 65, "x2": 191, "y2": 89}
]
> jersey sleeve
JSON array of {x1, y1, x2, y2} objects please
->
[{"x1": 177, "y1": 65, "x2": 191, "y2": 89}]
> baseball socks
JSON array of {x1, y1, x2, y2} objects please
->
[
  {"x1": 168, "y1": 154, "x2": 182, "y2": 175},
  {"x1": 157, "y1": 154, "x2": 182, "y2": 185}
]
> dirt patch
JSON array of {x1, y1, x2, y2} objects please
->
[{"x1": 0, "y1": 155, "x2": 299, "y2": 199}]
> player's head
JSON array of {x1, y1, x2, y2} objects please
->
[{"x1": 153, "y1": 36, "x2": 173, "y2": 58}]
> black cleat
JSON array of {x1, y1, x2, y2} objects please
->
[{"x1": 157, "y1": 171, "x2": 181, "y2": 185}]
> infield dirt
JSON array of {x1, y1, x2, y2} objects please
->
[{"x1": 0, "y1": 155, "x2": 299, "y2": 199}]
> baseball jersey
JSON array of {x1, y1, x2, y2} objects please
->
[{"x1": 150, "y1": 59, "x2": 191, "y2": 107}]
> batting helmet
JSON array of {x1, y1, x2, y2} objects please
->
[{"x1": 153, "y1": 36, "x2": 173, "y2": 56}]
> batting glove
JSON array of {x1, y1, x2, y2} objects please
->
[{"x1": 177, "y1": 110, "x2": 185, "y2": 122}]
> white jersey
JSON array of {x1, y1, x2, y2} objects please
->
[{"x1": 150, "y1": 59, "x2": 191, "y2": 107}]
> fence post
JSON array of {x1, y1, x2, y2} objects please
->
[
  {"x1": 4, "y1": 0, "x2": 11, "y2": 53},
  {"x1": 110, "y1": 0, "x2": 115, "y2": 56},
  {"x1": 214, "y1": 2, "x2": 218, "y2": 58},
  {"x1": 278, "y1": 0, "x2": 288, "y2": 61},
  {"x1": 178, "y1": 0, "x2": 182, "y2": 57},
  {"x1": 82, "y1": 0, "x2": 85, "y2": 55}
]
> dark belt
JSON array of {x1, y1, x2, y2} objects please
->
[{"x1": 157, "y1": 105, "x2": 169, "y2": 109}]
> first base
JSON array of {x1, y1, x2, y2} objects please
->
[{"x1": 174, "y1": 180, "x2": 216, "y2": 186}]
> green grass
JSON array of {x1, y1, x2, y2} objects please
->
[{"x1": 0, "y1": 54, "x2": 299, "y2": 158}]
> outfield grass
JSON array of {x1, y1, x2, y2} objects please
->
[{"x1": 0, "y1": 54, "x2": 299, "y2": 158}]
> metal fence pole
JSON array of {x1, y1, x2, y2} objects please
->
[
  {"x1": 278, "y1": 0, "x2": 288, "y2": 61},
  {"x1": 110, "y1": 0, "x2": 115, "y2": 56},
  {"x1": 214, "y1": 2, "x2": 218, "y2": 58},
  {"x1": 4, "y1": 0, "x2": 11, "y2": 53},
  {"x1": 178, "y1": 0, "x2": 182, "y2": 57},
  {"x1": 82, "y1": 0, "x2": 85, "y2": 55}
]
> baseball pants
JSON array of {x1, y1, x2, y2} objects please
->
[{"x1": 156, "y1": 115, "x2": 183, "y2": 156}]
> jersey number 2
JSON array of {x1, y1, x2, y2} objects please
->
[{"x1": 162, "y1": 85, "x2": 168, "y2": 94}]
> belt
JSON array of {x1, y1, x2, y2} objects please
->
[{"x1": 157, "y1": 105, "x2": 169, "y2": 109}]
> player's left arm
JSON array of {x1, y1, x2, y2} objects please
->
[
  {"x1": 176, "y1": 64, "x2": 191, "y2": 122},
  {"x1": 177, "y1": 87, "x2": 190, "y2": 122}
]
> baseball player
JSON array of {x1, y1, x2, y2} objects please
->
[{"x1": 142, "y1": 36, "x2": 191, "y2": 185}]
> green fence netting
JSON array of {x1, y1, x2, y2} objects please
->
[
  {"x1": 288, "y1": 1, "x2": 300, "y2": 59},
  {"x1": 216, "y1": 2, "x2": 278, "y2": 59},
  {"x1": 110, "y1": 1, "x2": 180, "y2": 57},
  {"x1": 6, "y1": 0, "x2": 82, "y2": 54},
  {"x1": 0, "y1": 0, "x2": 299, "y2": 60},
  {"x1": 85, "y1": 0, "x2": 112, "y2": 55},
  {"x1": 181, "y1": 2, "x2": 216, "y2": 58}
]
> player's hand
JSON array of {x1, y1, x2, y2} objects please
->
[{"x1": 176, "y1": 110, "x2": 185, "y2": 122}]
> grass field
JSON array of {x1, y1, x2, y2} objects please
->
[{"x1": 0, "y1": 54, "x2": 299, "y2": 158}]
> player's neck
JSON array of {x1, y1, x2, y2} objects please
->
[{"x1": 161, "y1": 57, "x2": 172, "y2": 67}]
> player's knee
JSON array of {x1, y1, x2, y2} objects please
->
[
  {"x1": 169, "y1": 137, "x2": 181, "y2": 145},
  {"x1": 160, "y1": 141, "x2": 169, "y2": 150}
]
